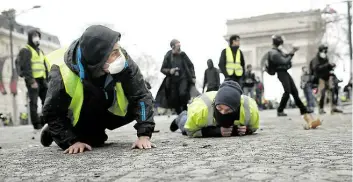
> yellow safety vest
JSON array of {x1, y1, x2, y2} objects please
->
[
  {"x1": 26, "y1": 45, "x2": 48, "y2": 79},
  {"x1": 184, "y1": 91, "x2": 259, "y2": 137},
  {"x1": 46, "y1": 48, "x2": 129, "y2": 127},
  {"x1": 225, "y1": 47, "x2": 243, "y2": 76}
]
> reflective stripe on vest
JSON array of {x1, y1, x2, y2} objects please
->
[
  {"x1": 26, "y1": 45, "x2": 46, "y2": 78},
  {"x1": 242, "y1": 95, "x2": 251, "y2": 126},
  {"x1": 225, "y1": 47, "x2": 243, "y2": 76},
  {"x1": 47, "y1": 48, "x2": 129, "y2": 127},
  {"x1": 199, "y1": 94, "x2": 215, "y2": 126}
]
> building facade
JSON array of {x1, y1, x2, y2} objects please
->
[
  {"x1": 0, "y1": 14, "x2": 60, "y2": 125},
  {"x1": 225, "y1": 10, "x2": 324, "y2": 100}
]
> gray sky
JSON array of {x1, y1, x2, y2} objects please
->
[{"x1": 2, "y1": 0, "x2": 350, "y2": 99}]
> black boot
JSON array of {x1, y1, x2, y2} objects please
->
[
  {"x1": 277, "y1": 112, "x2": 288, "y2": 117},
  {"x1": 319, "y1": 109, "x2": 326, "y2": 115},
  {"x1": 40, "y1": 124, "x2": 53, "y2": 147},
  {"x1": 170, "y1": 119, "x2": 179, "y2": 132},
  {"x1": 331, "y1": 108, "x2": 343, "y2": 114}
]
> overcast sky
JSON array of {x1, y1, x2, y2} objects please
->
[{"x1": 2, "y1": 0, "x2": 350, "y2": 99}]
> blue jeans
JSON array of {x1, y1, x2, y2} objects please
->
[
  {"x1": 174, "y1": 111, "x2": 188, "y2": 134},
  {"x1": 304, "y1": 85, "x2": 315, "y2": 108}
]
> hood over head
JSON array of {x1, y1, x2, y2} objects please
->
[
  {"x1": 27, "y1": 28, "x2": 41, "y2": 48},
  {"x1": 71, "y1": 25, "x2": 121, "y2": 78},
  {"x1": 207, "y1": 59, "x2": 214, "y2": 68}
]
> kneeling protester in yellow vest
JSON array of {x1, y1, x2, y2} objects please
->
[
  {"x1": 40, "y1": 25, "x2": 156, "y2": 154},
  {"x1": 170, "y1": 80, "x2": 259, "y2": 137}
]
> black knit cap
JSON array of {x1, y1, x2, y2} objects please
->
[{"x1": 215, "y1": 80, "x2": 243, "y2": 112}]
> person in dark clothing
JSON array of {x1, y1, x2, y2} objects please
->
[
  {"x1": 255, "y1": 76, "x2": 264, "y2": 109},
  {"x1": 202, "y1": 59, "x2": 220, "y2": 93},
  {"x1": 311, "y1": 44, "x2": 343, "y2": 114},
  {"x1": 343, "y1": 76, "x2": 352, "y2": 101},
  {"x1": 17, "y1": 29, "x2": 48, "y2": 130},
  {"x1": 219, "y1": 35, "x2": 245, "y2": 86},
  {"x1": 243, "y1": 64, "x2": 256, "y2": 99},
  {"x1": 158, "y1": 39, "x2": 196, "y2": 114},
  {"x1": 300, "y1": 66, "x2": 315, "y2": 113},
  {"x1": 40, "y1": 25, "x2": 155, "y2": 154},
  {"x1": 268, "y1": 35, "x2": 310, "y2": 116}
]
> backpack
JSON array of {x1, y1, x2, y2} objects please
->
[{"x1": 263, "y1": 51, "x2": 276, "y2": 75}]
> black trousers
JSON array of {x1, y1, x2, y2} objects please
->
[
  {"x1": 225, "y1": 75, "x2": 243, "y2": 87},
  {"x1": 26, "y1": 78, "x2": 47, "y2": 129},
  {"x1": 206, "y1": 86, "x2": 219, "y2": 92},
  {"x1": 169, "y1": 79, "x2": 190, "y2": 114},
  {"x1": 277, "y1": 71, "x2": 307, "y2": 114},
  {"x1": 72, "y1": 110, "x2": 135, "y2": 147}
]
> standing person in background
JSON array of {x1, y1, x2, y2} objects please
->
[
  {"x1": 157, "y1": 39, "x2": 196, "y2": 114},
  {"x1": 311, "y1": 44, "x2": 343, "y2": 114},
  {"x1": 268, "y1": 34, "x2": 310, "y2": 117},
  {"x1": 219, "y1": 35, "x2": 245, "y2": 87},
  {"x1": 255, "y1": 76, "x2": 264, "y2": 110},
  {"x1": 243, "y1": 64, "x2": 256, "y2": 99},
  {"x1": 202, "y1": 59, "x2": 220, "y2": 93},
  {"x1": 17, "y1": 29, "x2": 48, "y2": 131},
  {"x1": 300, "y1": 66, "x2": 315, "y2": 113}
]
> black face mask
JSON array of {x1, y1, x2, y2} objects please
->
[{"x1": 214, "y1": 108, "x2": 238, "y2": 128}]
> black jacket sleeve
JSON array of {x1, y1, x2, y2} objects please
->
[
  {"x1": 201, "y1": 126, "x2": 222, "y2": 137},
  {"x1": 203, "y1": 70, "x2": 207, "y2": 90},
  {"x1": 160, "y1": 51, "x2": 171, "y2": 76},
  {"x1": 42, "y1": 65, "x2": 78, "y2": 150},
  {"x1": 316, "y1": 62, "x2": 333, "y2": 73},
  {"x1": 183, "y1": 52, "x2": 196, "y2": 79},
  {"x1": 270, "y1": 50, "x2": 294, "y2": 66},
  {"x1": 18, "y1": 48, "x2": 35, "y2": 84},
  {"x1": 240, "y1": 50, "x2": 245, "y2": 74},
  {"x1": 216, "y1": 69, "x2": 220, "y2": 86},
  {"x1": 121, "y1": 50, "x2": 155, "y2": 138},
  {"x1": 219, "y1": 49, "x2": 227, "y2": 76}
]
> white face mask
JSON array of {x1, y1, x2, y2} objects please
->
[
  {"x1": 106, "y1": 53, "x2": 126, "y2": 74},
  {"x1": 32, "y1": 36, "x2": 40, "y2": 45},
  {"x1": 319, "y1": 52, "x2": 326, "y2": 59}
]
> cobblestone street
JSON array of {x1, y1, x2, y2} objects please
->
[{"x1": 0, "y1": 106, "x2": 352, "y2": 182}]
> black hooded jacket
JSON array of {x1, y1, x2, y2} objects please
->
[
  {"x1": 203, "y1": 60, "x2": 220, "y2": 90},
  {"x1": 269, "y1": 47, "x2": 294, "y2": 72},
  {"x1": 218, "y1": 46, "x2": 245, "y2": 77},
  {"x1": 42, "y1": 25, "x2": 155, "y2": 149},
  {"x1": 310, "y1": 53, "x2": 334, "y2": 81},
  {"x1": 17, "y1": 29, "x2": 46, "y2": 84}
]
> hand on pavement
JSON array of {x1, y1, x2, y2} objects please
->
[
  {"x1": 131, "y1": 136, "x2": 156, "y2": 149},
  {"x1": 221, "y1": 127, "x2": 233, "y2": 137},
  {"x1": 237, "y1": 126, "x2": 247, "y2": 136},
  {"x1": 64, "y1": 142, "x2": 92, "y2": 154}
]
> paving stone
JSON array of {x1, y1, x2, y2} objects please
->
[{"x1": 0, "y1": 107, "x2": 351, "y2": 181}]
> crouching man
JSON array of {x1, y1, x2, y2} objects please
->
[
  {"x1": 170, "y1": 80, "x2": 259, "y2": 137},
  {"x1": 40, "y1": 25, "x2": 155, "y2": 154}
]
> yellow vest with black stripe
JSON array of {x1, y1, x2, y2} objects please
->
[
  {"x1": 46, "y1": 48, "x2": 129, "y2": 127},
  {"x1": 225, "y1": 47, "x2": 243, "y2": 76},
  {"x1": 184, "y1": 91, "x2": 259, "y2": 137},
  {"x1": 26, "y1": 44, "x2": 48, "y2": 78}
]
